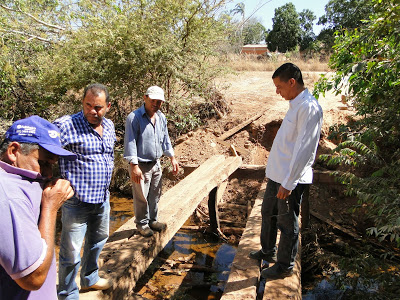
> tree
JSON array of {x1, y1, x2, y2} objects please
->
[
  {"x1": 314, "y1": 0, "x2": 400, "y2": 246},
  {"x1": 318, "y1": 0, "x2": 374, "y2": 30},
  {"x1": 266, "y1": 3, "x2": 301, "y2": 52},
  {"x1": 1, "y1": 0, "x2": 230, "y2": 128},
  {"x1": 242, "y1": 18, "x2": 266, "y2": 45},
  {"x1": 298, "y1": 9, "x2": 316, "y2": 51},
  {"x1": 0, "y1": 0, "x2": 71, "y2": 120},
  {"x1": 317, "y1": 0, "x2": 374, "y2": 50},
  {"x1": 230, "y1": 2, "x2": 245, "y2": 22}
]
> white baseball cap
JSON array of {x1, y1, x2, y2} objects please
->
[{"x1": 145, "y1": 86, "x2": 165, "y2": 101}]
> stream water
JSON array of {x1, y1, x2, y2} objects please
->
[{"x1": 108, "y1": 193, "x2": 237, "y2": 299}]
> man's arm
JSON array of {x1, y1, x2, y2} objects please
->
[
  {"x1": 15, "y1": 179, "x2": 73, "y2": 290},
  {"x1": 123, "y1": 113, "x2": 139, "y2": 165}
]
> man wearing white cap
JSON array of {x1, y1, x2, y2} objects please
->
[
  {"x1": 124, "y1": 86, "x2": 179, "y2": 237},
  {"x1": 0, "y1": 115, "x2": 76, "y2": 299}
]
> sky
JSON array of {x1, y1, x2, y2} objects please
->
[{"x1": 224, "y1": 0, "x2": 331, "y2": 34}]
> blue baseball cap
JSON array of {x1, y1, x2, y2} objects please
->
[{"x1": 5, "y1": 115, "x2": 77, "y2": 160}]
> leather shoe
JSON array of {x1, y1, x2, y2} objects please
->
[
  {"x1": 81, "y1": 278, "x2": 112, "y2": 291},
  {"x1": 149, "y1": 221, "x2": 167, "y2": 232},
  {"x1": 261, "y1": 263, "x2": 293, "y2": 279},
  {"x1": 249, "y1": 249, "x2": 277, "y2": 263},
  {"x1": 138, "y1": 227, "x2": 154, "y2": 237}
]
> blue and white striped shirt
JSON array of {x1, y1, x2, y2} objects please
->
[
  {"x1": 54, "y1": 111, "x2": 116, "y2": 204},
  {"x1": 123, "y1": 105, "x2": 174, "y2": 165}
]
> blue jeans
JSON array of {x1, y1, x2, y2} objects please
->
[
  {"x1": 129, "y1": 161, "x2": 162, "y2": 229},
  {"x1": 57, "y1": 196, "x2": 110, "y2": 300},
  {"x1": 261, "y1": 179, "x2": 306, "y2": 270}
]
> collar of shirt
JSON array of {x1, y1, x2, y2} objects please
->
[
  {"x1": 139, "y1": 105, "x2": 160, "y2": 122},
  {"x1": 77, "y1": 110, "x2": 112, "y2": 135},
  {"x1": 289, "y1": 88, "x2": 308, "y2": 109},
  {"x1": 0, "y1": 160, "x2": 43, "y2": 180}
]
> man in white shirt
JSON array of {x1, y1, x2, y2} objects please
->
[{"x1": 249, "y1": 63, "x2": 323, "y2": 279}]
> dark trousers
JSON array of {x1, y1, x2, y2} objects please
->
[{"x1": 261, "y1": 179, "x2": 306, "y2": 270}]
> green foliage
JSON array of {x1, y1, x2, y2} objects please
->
[
  {"x1": 167, "y1": 99, "x2": 202, "y2": 140},
  {"x1": 39, "y1": 0, "x2": 228, "y2": 126},
  {"x1": 298, "y1": 9, "x2": 316, "y2": 51},
  {"x1": 0, "y1": 0, "x2": 70, "y2": 120},
  {"x1": 266, "y1": 3, "x2": 301, "y2": 52},
  {"x1": 0, "y1": 0, "x2": 229, "y2": 130},
  {"x1": 317, "y1": 0, "x2": 375, "y2": 51},
  {"x1": 315, "y1": 0, "x2": 400, "y2": 246},
  {"x1": 266, "y1": 3, "x2": 317, "y2": 53},
  {"x1": 318, "y1": 0, "x2": 374, "y2": 30},
  {"x1": 333, "y1": 251, "x2": 400, "y2": 298}
]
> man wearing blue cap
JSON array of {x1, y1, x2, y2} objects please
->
[
  {"x1": 0, "y1": 115, "x2": 76, "y2": 299},
  {"x1": 54, "y1": 83, "x2": 116, "y2": 299}
]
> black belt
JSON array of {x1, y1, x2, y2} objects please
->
[{"x1": 139, "y1": 160, "x2": 157, "y2": 164}]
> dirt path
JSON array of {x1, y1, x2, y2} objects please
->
[{"x1": 174, "y1": 71, "x2": 354, "y2": 166}]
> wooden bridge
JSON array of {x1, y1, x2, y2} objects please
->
[
  {"x1": 81, "y1": 155, "x2": 242, "y2": 299},
  {"x1": 78, "y1": 155, "x2": 313, "y2": 299}
]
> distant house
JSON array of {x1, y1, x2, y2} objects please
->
[{"x1": 241, "y1": 44, "x2": 269, "y2": 55}]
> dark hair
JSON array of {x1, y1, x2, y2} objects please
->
[
  {"x1": 272, "y1": 63, "x2": 304, "y2": 86},
  {"x1": 83, "y1": 83, "x2": 110, "y2": 103},
  {"x1": 0, "y1": 140, "x2": 39, "y2": 157}
]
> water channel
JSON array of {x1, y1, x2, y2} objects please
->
[{"x1": 109, "y1": 194, "x2": 237, "y2": 299}]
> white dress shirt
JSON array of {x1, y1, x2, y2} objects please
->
[{"x1": 265, "y1": 88, "x2": 323, "y2": 190}]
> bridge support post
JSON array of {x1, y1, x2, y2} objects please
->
[{"x1": 208, "y1": 186, "x2": 220, "y2": 234}]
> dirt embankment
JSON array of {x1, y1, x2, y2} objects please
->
[
  {"x1": 166, "y1": 71, "x2": 355, "y2": 232},
  {"x1": 173, "y1": 71, "x2": 352, "y2": 166}
]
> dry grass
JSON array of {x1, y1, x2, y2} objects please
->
[{"x1": 218, "y1": 53, "x2": 330, "y2": 72}]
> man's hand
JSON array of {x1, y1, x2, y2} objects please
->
[
  {"x1": 41, "y1": 179, "x2": 74, "y2": 212},
  {"x1": 277, "y1": 185, "x2": 291, "y2": 199},
  {"x1": 130, "y1": 163, "x2": 144, "y2": 184},
  {"x1": 170, "y1": 157, "x2": 179, "y2": 176}
]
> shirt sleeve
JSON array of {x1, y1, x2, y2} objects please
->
[
  {"x1": 0, "y1": 188, "x2": 46, "y2": 279},
  {"x1": 53, "y1": 116, "x2": 70, "y2": 147},
  {"x1": 123, "y1": 112, "x2": 139, "y2": 164},
  {"x1": 281, "y1": 103, "x2": 323, "y2": 190},
  {"x1": 161, "y1": 117, "x2": 174, "y2": 158}
]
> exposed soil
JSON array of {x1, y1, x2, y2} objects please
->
[
  {"x1": 126, "y1": 71, "x2": 400, "y2": 298},
  {"x1": 170, "y1": 70, "x2": 355, "y2": 226}
]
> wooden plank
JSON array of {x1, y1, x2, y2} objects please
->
[
  {"x1": 220, "y1": 181, "x2": 266, "y2": 300},
  {"x1": 240, "y1": 164, "x2": 265, "y2": 171},
  {"x1": 216, "y1": 139, "x2": 249, "y2": 156},
  {"x1": 217, "y1": 180, "x2": 229, "y2": 204},
  {"x1": 263, "y1": 221, "x2": 302, "y2": 300},
  {"x1": 99, "y1": 155, "x2": 242, "y2": 299},
  {"x1": 310, "y1": 209, "x2": 361, "y2": 240},
  {"x1": 218, "y1": 111, "x2": 265, "y2": 141},
  {"x1": 262, "y1": 247, "x2": 302, "y2": 300}
]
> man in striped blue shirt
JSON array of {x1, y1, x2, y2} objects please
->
[
  {"x1": 54, "y1": 83, "x2": 116, "y2": 299},
  {"x1": 124, "y1": 86, "x2": 179, "y2": 237}
]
